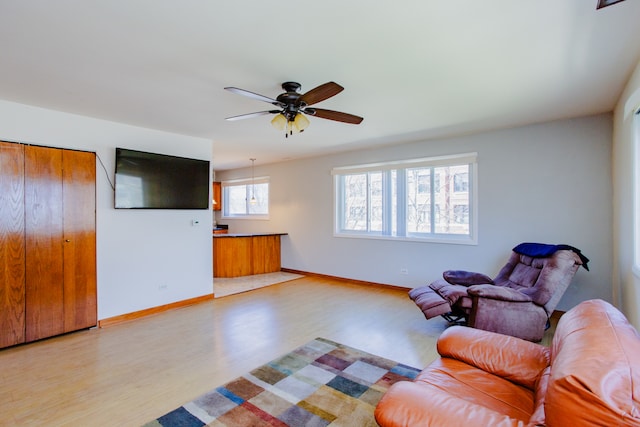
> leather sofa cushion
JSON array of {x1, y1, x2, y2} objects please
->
[
  {"x1": 374, "y1": 357, "x2": 535, "y2": 426},
  {"x1": 416, "y1": 358, "x2": 535, "y2": 421},
  {"x1": 374, "y1": 379, "x2": 533, "y2": 427},
  {"x1": 437, "y1": 326, "x2": 550, "y2": 390},
  {"x1": 546, "y1": 300, "x2": 640, "y2": 426}
]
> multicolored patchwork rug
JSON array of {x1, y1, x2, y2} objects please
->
[{"x1": 143, "y1": 337, "x2": 420, "y2": 426}]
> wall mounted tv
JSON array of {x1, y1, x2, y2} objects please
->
[{"x1": 114, "y1": 148, "x2": 210, "y2": 209}]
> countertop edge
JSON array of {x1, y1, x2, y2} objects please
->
[{"x1": 213, "y1": 232, "x2": 288, "y2": 238}]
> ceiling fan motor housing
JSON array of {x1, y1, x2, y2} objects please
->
[{"x1": 276, "y1": 82, "x2": 305, "y2": 121}]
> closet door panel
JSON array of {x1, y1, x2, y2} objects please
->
[
  {"x1": 0, "y1": 142, "x2": 26, "y2": 347},
  {"x1": 62, "y1": 150, "x2": 97, "y2": 331},
  {"x1": 24, "y1": 145, "x2": 64, "y2": 342}
]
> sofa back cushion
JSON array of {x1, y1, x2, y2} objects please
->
[{"x1": 546, "y1": 299, "x2": 640, "y2": 426}]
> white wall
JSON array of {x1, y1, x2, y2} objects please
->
[
  {"x1": 613, "y1": 58, "x2": 640, "y2": 329},
  {"x1": 0, "y1": 100, "x2": 213, "y2": 320},
  {"x1": 217, "y1": 114, "x2": 613, "y2": 311}
]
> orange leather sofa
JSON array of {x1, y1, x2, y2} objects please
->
[{"x1": 375, "y1": 299, "x2": 640, "y2": 426}]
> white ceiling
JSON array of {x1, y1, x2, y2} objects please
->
[{"x1": 1, "y1": 1, "x2": 639, "y2": 170}]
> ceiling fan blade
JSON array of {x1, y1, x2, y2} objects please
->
[
  {"x1": 307, "y1": 108, "x2": 363, "y2": 124},
  {"x1": 225, "y1": 110, "x2": 279, "y2": 121},
  {"x1": 299, "y1": 82, "x2": 344, "y2": 106},
  {"x1": 224, "y1": 87, "x2": 283, "y2": 106}
]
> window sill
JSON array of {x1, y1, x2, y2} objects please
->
[
  {"x1": 221, "y1": 215, "x2": 270, "y2": 221},
  {"x1": 333, "y1": 232, "x2": 477, "y2": 245}
]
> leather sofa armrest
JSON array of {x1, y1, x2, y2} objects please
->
[
  {"x1": 443, "y1": 270, "x2": 494, "y2": 286},
  {"x1": 436, "y1": 326, "x2": 550, "y2": 390},
  {"x1": 375, "y1": 381, "x2": 528, "y2": 427},
  {"x1": 467, "y1": 284, "x2": 533, "y2": 302}
]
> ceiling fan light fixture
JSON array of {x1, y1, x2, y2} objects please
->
[
  {"x1": 270, "y1": 113, "x2": 287, "y2": 131},
  {"x1": 294, "y1": 113, "x2": 310, "y2": 132},
  {"x1": 276, "y1": 112, "x2": 309, "y2": 138},
  {"x1": 285, "y1": 116, "x2": 305, "y2": 137}
]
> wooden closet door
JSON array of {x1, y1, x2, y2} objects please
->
[
  {"x1": 25, "y1": 145, "x2": 64, "y2": 342},
  {"x1": 0, "y1": 142, "x2": 26, "y2": 348},
  {"x1": 62, "y1": 150, "x2": 97, "y2": 332}
]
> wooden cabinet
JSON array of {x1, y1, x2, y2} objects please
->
[
  {"x1": 212, "y1": 182, "x2": 221, "y2": 211},
  {"x1": 0, "y1": 142, "x2": 96, "y2": 348},
  {"x1": 251, "y1": 235, "x2": 282, "y2": 275},
  {"x1": 213, "y1": 236, "x2": 253, "y2": 277},
  {"x1": 213, "y1": 234, "x2": 283, "y2": 278}
]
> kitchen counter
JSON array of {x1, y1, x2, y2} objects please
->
[
  {"x1": 213, "y1": 232, "x2": 288, "y2": 238},
  {"x1": 212, "y1": 233, "x2": 287, "y2": 278}
]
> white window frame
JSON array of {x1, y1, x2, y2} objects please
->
[
  {"x1": 221, "y1": 176, "x2": 270, "y2": 220},
  {"x1": 332, "y1": 152, "x2": 478, "y2": 245},
  {"x1": 633, "y1": 109, "x2": 640, "y2": 277}
]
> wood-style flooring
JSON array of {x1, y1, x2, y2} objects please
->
[{"x1": 0, "y1": 276, "x2": 448, "y2": 426}]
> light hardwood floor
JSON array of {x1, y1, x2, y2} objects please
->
[{"x1": 0, "y1": 276, "x2": 450, "y2": 426}]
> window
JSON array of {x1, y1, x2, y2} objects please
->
[
  {"x1": 221, "y1": 177, "x2": 269, "y2": 218},
  {"x1": 333, "y1": 153, "x2": 477, "y2": 244}
]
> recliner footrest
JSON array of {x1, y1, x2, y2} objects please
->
[{"x1": 409, "y1": 286, "x2": 452, "y2": 319}]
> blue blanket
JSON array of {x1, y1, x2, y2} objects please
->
[{"x1": 513, "y1": 242, "x2": 590, "y2": 271}]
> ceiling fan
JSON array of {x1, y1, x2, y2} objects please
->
[{"x1": 224, "y1": 81, "x2": 363, "y2": 137}]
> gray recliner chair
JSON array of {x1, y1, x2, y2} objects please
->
[{"x1": 409, "y1": 243, "x2": 588, "y2": 342}]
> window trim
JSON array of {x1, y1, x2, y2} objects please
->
[
  {"x1": 332, "y1": 153, "x2": 478, "y2": 245},
  {"x1": 633, "y1": 108, "x2": 640, "y2": 278},
  {"x1": 221, "y1": 176, "x2": 270, "y2": 220}
]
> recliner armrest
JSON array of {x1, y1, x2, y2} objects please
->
[
  {"x1": 467, "y1": 284, "x2": 533, "y2": 302},
  {"x1": 443, "y1": 270, "x2": 494, "y2": 286},
  {"x1": 436, "y1": 326, "x2": 550, "y2": 390}
]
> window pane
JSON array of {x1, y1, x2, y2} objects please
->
[
  {"x1": 406, "y1": 168, "x2": 431, "y2": 233},
  {"x1": 454, "y1": 172, "x2": 469, "y2": 192},
  {"x1": 342, "y1": 174, "x2": 367, "y2": 230},
  {"x1": 434, "y1": 165, "x2": 469, "y2": 234},
  {"x1": 390, "y1": 170, "x2": 397, "y2": 236},
  {"x1": 227, "y1": 185, "x2": 248, "y2": 215},
  {"x1": 369, "y1": 172, "x2": 383, "y2": 232},
  {"x1": 249, "y1": 182, "x2": 269, "y2": 214}
]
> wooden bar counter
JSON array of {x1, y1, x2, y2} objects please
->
[{"x1": 213, "y1": 233, "x2": 287, "y2": 278}]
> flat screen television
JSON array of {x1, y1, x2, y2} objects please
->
[{"x1": 114, "y1": 148, "x2": 210, "y2": 209}]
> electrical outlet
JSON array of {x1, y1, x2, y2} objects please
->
[
  {"x1": 159, "y1": 284, "x2": 168, "y2": 291},
  {"x1": 400, "y1": 267, "x2": 409, "y2": 275}
]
